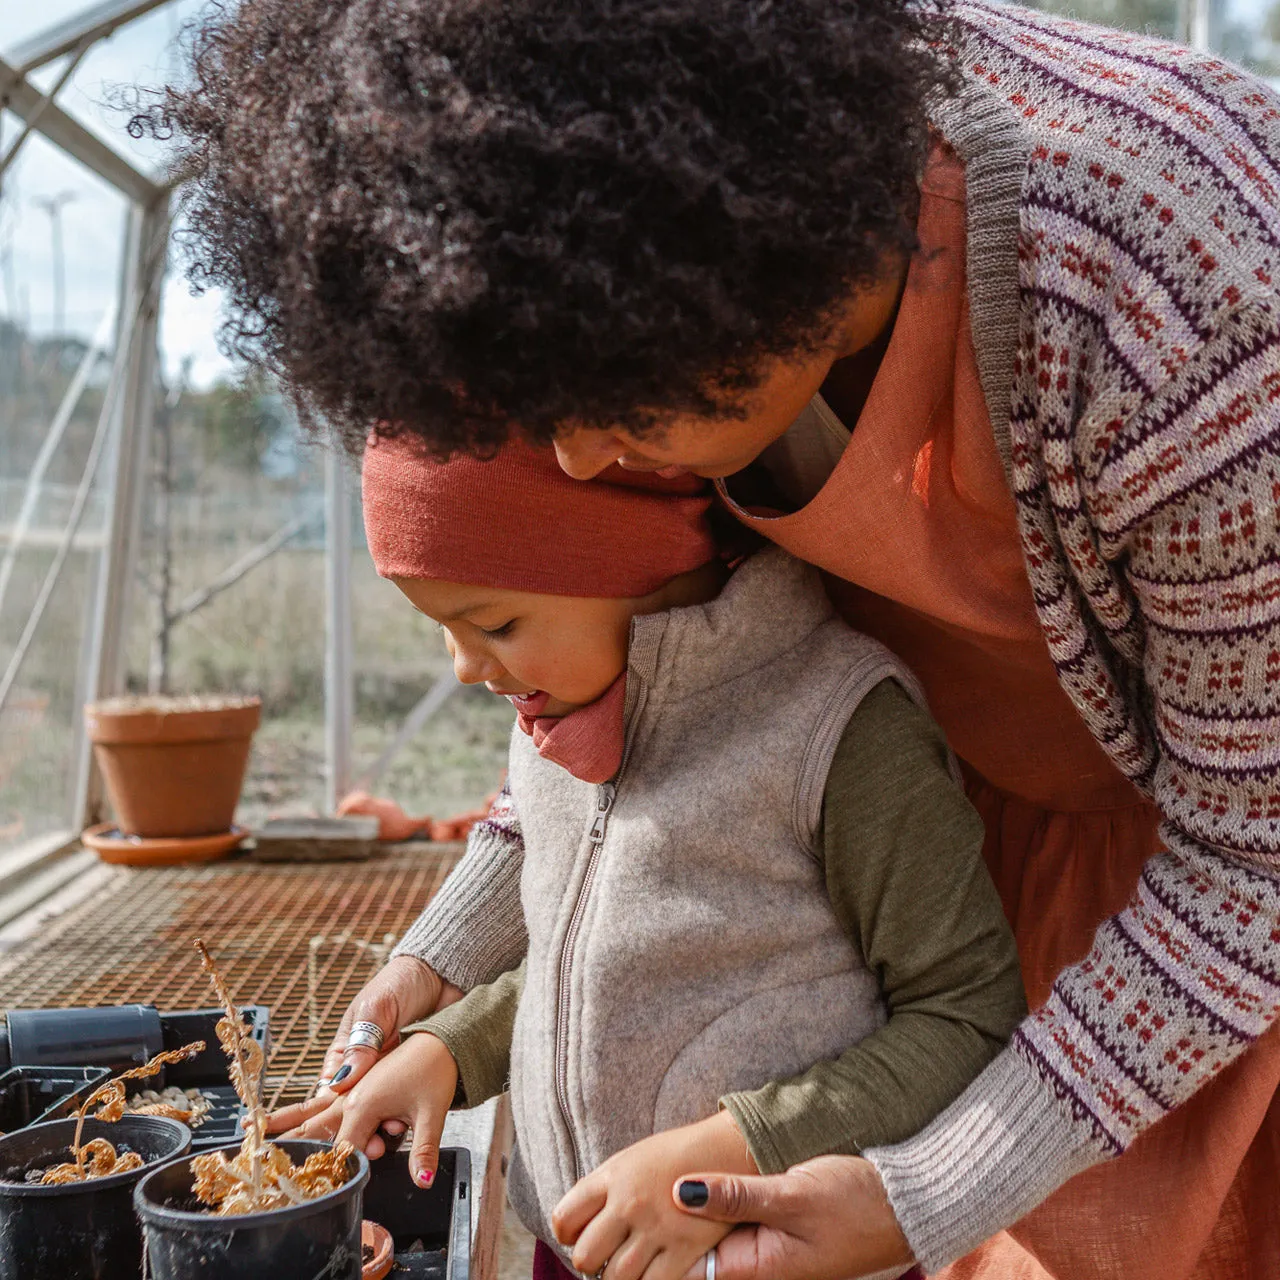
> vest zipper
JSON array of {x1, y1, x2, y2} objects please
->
[{"x1": 553, "y1": 779, "x2": 615, "y2": 1182}]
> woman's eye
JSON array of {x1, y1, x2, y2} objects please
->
[{"x1": 481, "y1": 621, "x2": 515, "y2": 638}]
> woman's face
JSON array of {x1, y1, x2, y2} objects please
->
[
  {"x1": 552, "y1": 265, "x2": 906, "y2": 481},
  {"x1": 552, "y1": 343, "x2": 834, "y2": 480}
]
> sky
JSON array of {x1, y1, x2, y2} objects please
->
[
  {"x1": 1, "y1": 0, "x2": 1277, "y2": 391},
  {"x1": 0, "y1": 0, "x2": 232, "y2": 387}
]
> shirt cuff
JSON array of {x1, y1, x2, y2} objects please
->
[{"x1": 863, "y1": 1048, "x2": 1106, "y2": 1272}]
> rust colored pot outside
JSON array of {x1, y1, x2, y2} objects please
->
[{"x1": 84, "y1": 696, "x2": 261, "y2": 839}]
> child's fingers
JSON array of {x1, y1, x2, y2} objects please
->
[
  {"x1": 265, "y1": 1094, "x2": 329, "y2": 1134},
  {"x1": 646, "y1": 1239, "x2": 721, "y2": 1280},
  {"x1": 567, "y1": 1209, "x2": 630, "y2": 1276},
  {"x1": 335, "y1": 1095, "x2": 399, "y2": 1158},
  {"x1": 552, "y1": 1176, "x2": 609, "y2": 1245},
  {"x1": 287, "y1": 1102, "x2": 345, "y2": 1142},
  {"x1": 638, "y1": 1249, "x2": 687, "y2": 1280},
  {"x1": 408, "y1": 1104, "x2": 446, "y2": 1189},
  {"x1": 595, "y1": 1236, "x2": 659, "y2": 1280}
]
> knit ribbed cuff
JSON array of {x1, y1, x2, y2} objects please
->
[
  {"x1": 864, "y1": 1049, "x2": 1107, "y2": 1273},
  {"x1": 391, "y1": 821, "x2": 527, "y2": 991}
]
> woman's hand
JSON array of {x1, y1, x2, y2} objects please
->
[
  {"x1": 553, "y1": 1112, "x2": 754, "y2": 1280},
  {"x1": 271, "y1": 1033, "x2": 459, "y2": 1186},
  {"x1": 671, "y1": 1156, "x2": 914, "y2": 1280},
  {"x1": 267, "y1": 954, "x2": 460, "y2": 1137}
]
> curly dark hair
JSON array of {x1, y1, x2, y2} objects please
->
[{"x1": 138, "y1": 0, "x2": 954, "y2": 455}]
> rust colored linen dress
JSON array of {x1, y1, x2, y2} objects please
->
[{"x1": 717, "y1": 148, "x2": 1280, "y2": 1279}]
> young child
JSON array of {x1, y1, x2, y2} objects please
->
[{"x1": 296, "y1": 434, "x2": 1026, "y2": 1280}]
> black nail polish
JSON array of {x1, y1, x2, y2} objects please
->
[
  {"x1": 678, "y1": 1180, "x2": 709, "y2": 1208},
  {"x1": 332, "y1": 1064, "x2": 352, "y2": 1085}
]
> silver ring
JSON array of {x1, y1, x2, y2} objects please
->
[
  {"x1": 704, "y1": 1249, "x2": 716, "y2": 1280},
  {"x1": 346, "y1": 1020, "x2": 385, "y2": 1052},
  {"x1": 315, "y1": 1076, "x2": 334, "y2": 1091}
]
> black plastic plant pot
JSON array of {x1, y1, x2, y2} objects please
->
[
  {"x1": 135, "y1": 1138, "x2": 370, "y2": 1279},
  {"x1": 0, "y1": 1113, "x2": 192, "y2": 1280},
  {"x1": 0, "y1": 1064, "x2": 112, "y2": 1130}
]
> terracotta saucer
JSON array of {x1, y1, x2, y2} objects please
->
[
  {"x1": 80, "y1": 821, "x2": 248, "y2": 867},
  {"x1": 362, "y1": 1220, "x2": 394, "y2": 1280}
]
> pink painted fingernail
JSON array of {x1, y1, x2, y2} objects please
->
[{"x1": 416, "y1": 1169, "x2": 434, "y2": 1188}]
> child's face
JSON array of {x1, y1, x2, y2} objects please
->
[{"x1": 393, "y1": 577, "x2": 644, "y2": 717}]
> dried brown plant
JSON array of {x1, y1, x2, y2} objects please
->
[
  {"x1": 39, "y1": 1042, "x2": 205, "y2": 1185},
  {"x1": 191, "y1": 938, "x2": 354, "y2": 1215}
]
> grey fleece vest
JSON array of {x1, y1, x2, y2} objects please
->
[{"x1": 506, "y1": 547, "x2": 929, "y2": 1258}]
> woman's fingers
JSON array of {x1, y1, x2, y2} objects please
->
[
  {"x1": 670, "y1": 1157, "x2": 913, "y2": 1280},
  {"x1": 677, "y1": 1234, "x2": 761, "y2": 1280},
  {"x1": 287, "y1": 1103, "x2": 345, "y2": 1142},
  {"x1": 265, "y1": 1093, "x2": 329, "y2": 1135},
  {"x1": 671, "y1": 1171, "x2": 791, "y2": 1226},
  {"x1": 595, "y1": 1237, "x2": 657, "y2": 1280},
  {"x1": 328, "y1": 991, "x2": 398, "y2": 1091},
  {"x1": 317, "y1": 956, "x2": 445, "y2": 1094}
]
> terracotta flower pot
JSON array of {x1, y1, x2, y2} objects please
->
[{"x1": 84, "y1": 695, "x2": 261, "y2": 839}]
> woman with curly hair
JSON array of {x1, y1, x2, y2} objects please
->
[{"x1": 142, "y1": 1, "x2": 1280, "y2": 1276}]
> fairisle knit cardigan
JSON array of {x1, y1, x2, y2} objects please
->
[
  {"x1": 863, "y1": 1, "x2": 1280, "y2": 1267},
  {"x1": 395, "y1": 2, "x2": 1280, "y2": 1268}
]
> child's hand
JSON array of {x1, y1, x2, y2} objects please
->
[
  {"x1": 269, "y1": 1032, "x2": 458, "y2": 1188},
  {"x1": 553, "y1": 1112, "x2": 756, "y2": 1280}
]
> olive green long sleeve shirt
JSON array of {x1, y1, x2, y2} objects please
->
[{"x1": 416, "y1": 680, "x2": 1025, "y2": 1172}]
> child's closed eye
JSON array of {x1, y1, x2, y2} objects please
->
[{"x1": 480, "y1": 620, "x2": 515, "y2": 638}]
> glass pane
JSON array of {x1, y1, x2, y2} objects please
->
[
  {"x1": 0, "y1": 0, "x2": 118, "y2": 57},
  {"x1": 0, "y1": 131, "x2": 127, "y2": 852},
  {"x1": 18, "y1": 0, "x2": 206, "y2": 173}
]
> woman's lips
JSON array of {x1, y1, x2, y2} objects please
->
[
  {"x1": 614, "y1": 458, "x2": 688, "y2": 479},
  {"x1": 506, "y1": 691, "x2": 551, "y2": 716}
]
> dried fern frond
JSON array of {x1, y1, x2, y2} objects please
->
[
  {"x1": 192, "y1": 937, "x2": 355, "y2": 1214},
  {"x1": 37, "y1": 1039, "x2": 205, "y2": 1185}
]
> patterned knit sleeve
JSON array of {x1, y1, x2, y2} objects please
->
[
  {"x1": 391, "y1": 780, "x2": 528, "y2": 991},
  {"x1": 866, "y1": 303, "x2": 1280, "y2": 1269}
]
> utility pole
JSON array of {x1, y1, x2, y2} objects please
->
[{"x1": 33, "y1": 190, "x2": 76, "y2": 339}]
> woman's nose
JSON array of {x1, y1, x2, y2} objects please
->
[{"x1": 553, "y1": 430, "x2": 624, "y2": 480}]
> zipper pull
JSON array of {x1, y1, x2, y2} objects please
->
[{"x1": 588, "y1": 782, "x2": 616, "y2": 844}]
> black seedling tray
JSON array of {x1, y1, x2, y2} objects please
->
[
  {"x1": 154, "y1": 1007, "x2": 270, "y2": 1151},
  {"x1": 0, "y1": 1065, "x2": 111, "y2": 1131},
  {"x1": 363, "y1": 1146, "x2": 471, "y2": 1280}
]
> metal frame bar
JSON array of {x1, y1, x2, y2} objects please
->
[
  {"x1": 359, "y1": 672, "x2": 461, "y2": 793},
  {"x1": 0, "y1": 40, "x2": 92, "y2": 182},
  {"x1": 72, "y1": 193, "x2": 170, "y2": 827},
  {"x1": 0, "y1": 53, "x2": 160, "y2": 204},
  {"x1": 9, "y1": 0, "x2": 177, "y2": 75},
  {"x1": 324, "y1": 453, "x2": 355, "y2": 812}
]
